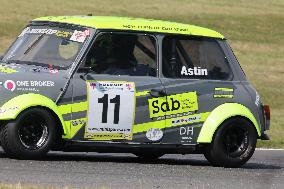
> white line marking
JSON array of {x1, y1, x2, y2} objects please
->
[{"x1": 256, "y1": 148, "x2": 284, "y2": 151}]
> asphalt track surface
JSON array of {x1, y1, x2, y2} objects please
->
[{"x1": 0, "y1": 148, "x2": 283, "y2": 189}]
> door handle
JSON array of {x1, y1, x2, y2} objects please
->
[{"x1": 150, "y1": 89, "x2": 167, "y2": 97}]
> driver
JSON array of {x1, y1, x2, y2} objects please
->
[{"x1": 100, "y1": 34, "x2": 137, "y2": 75}]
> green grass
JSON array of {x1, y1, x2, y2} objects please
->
[
  {"x1": 0, "y1": 0, "x2": 283, "y2": 148},
  {"x1": 0, "y1": 183, "x2": 58, "y2": 189}
]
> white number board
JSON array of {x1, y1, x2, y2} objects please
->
[{"x1": 85, "y1": 81, "x2": 135, "y2": 140}]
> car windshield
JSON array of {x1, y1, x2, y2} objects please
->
[{"x1": 2, "y1": 25, "x2": 91, "y2": 68}]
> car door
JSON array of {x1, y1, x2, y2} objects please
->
[
  {"x1": 69, "y1": 32, "x2": 166, "y2": 143},
  {"x1": 159, "y1": 35, "x2": 235, "y2": 145}
]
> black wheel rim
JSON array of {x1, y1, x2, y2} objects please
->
[
  {"x1": 18, "y1": 113, "x2": 49, "y2": 150},
  {"x1": 222, "y1": 125, "x2": 249, "y2": 158}
]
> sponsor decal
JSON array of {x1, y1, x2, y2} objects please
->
[
  {"x1": 49, "y1": 64, "x2": 58, "y2": 74},
  {"x1": 84, "y1": 133, "x2": 131, "y2": 140},
  {"x1": 179, "y1": 124, "x2": 202, "y2": 144},
  {"x1": 148, "y1": 91, "x2": 198, "y2": 118},
  {"x1": 0, "y1": 106, "x2": 19, "y2": 114},
  {"x1": 55, "y1": 31, "x2": 73, "y2": 38},
  {"x1": 146, "y1": 128, "x2": 163, "y2": 142},
  {"x1": 171, "y1": 114, "x2": 202, "y2": 125},
  {"x1": 19, "y1": 27, "x2": 57, "y2": 36},
  {"x1": 18, "y1": 27, "x2": 31, "y2": 37},
  {"x1": 87, "y1": 128, "x2": 131, "y2": 132},
  {"x1": 89, "y1": 82, "x2": 134, "y2": 92},
  {"x1": 32, "y1": 67, "x2": 41, "y2": 73},
  {"x1": 181, "y1": 66, "x2": 208, "y2": 76},
  {"x1": 71, "y1": 119, "x2": 86, "y2": 127},
  {"x1": 156, "y1": 111, "x2": 194, "y2": 121},
  {"x1": 132, "y1": 112, "x2": 210, "y2": 134},
  {"x1": 49, "y1": 69, "x2": 59, "y2": 74},
  {"x1": 135, "y1": 90, "x2": 150, "y2": 97},
  {"x1": 85, "y1": 81, "x2": 135, "y2": 140},
  {"x1": 70, "y1": 30, "x2": 90, "y2": 43},
  {"x1": 18, "y1": 27, "x2": 73, "y2": 38},
  {"x1": 0, "y1": 80, "x2": 55, "y2": 92},
  {"x1": 31, "y1": 66, "x2": 58, "y2": 74},
  {"x1": 179, "y1": 126, "x2": 194, "y2": 140},
  {"x1": 213, "y1": 88, "x2": 234, "y2": 98},
  {"x1": 3, "y1": 80, "x2": 16, "y2": 91},
  {"x1": 122, "y1": 24, "x2": 189, "y2": 32},
  {"x1": 126, "y1": 83, "x2": 134, "y2": 90},
  {"x1": 0, "y1": 65, "x2": 17, "y2": 74},
  {"x1": 84, "y1": 29, "x2": 90, "y2": 36},
  {"x1": 180, "y1": 126, "x2": 194, "y2": 143},
  {"x1": 255, "y1": 91, "x2": 260, "y2": 106}
]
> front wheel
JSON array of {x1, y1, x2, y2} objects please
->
[
  {"x1": 0, "y1": 108, "x2": 57, "y2": 159},
  {"x1": 204, "y1": 117, "x2": 257, "y2": 168}
]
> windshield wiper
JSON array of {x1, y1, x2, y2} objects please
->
[{"x1": 23, "y1": 33, "x2": 45, "y2": 55}]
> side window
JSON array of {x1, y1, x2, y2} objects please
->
[
  {"x1": 84, "y1": 33, "x2": 157, "y2": 76},
  {"x1": 162, "y1": 36, "x2": 232, "y2": 80}
]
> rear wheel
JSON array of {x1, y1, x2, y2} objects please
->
[
  {"x1": 204, "y1": 117, "x2": 257, "y2": 167},
  {"x1": 0, "y1": 108, "x2": 57, "y2": 159}
]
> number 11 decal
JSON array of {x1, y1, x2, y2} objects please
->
[
  {"x1": 86, "y1": 81, "x2": 135, "y2": 140},
  {"x1": 110, "y1": 95, "x2": 120, "y2": 124},
  {"x1": 98, "y1": 94, "x2": 120, "y2": 124}
]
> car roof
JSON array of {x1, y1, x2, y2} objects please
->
[{"x1": 33, "y1": 16, "x2": 224, "y2": 39}]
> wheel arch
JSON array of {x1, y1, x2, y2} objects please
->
[
  {"x1": 197, "y1": 103, "x2": 261, "y2": 143},
  {"x1": 0, "y1": 93, "x2": 67, "y2": 135}
]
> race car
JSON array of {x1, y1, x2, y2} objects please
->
[{"x1": 0, "y1": 16, "x2": 270, "y2": 167}]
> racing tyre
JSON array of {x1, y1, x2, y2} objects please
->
[
  {"x1": 204, "y1": 117, "x2": 257, "y2": 168},
  {"x1": 134, "y1": 152, "x2": 164, "y2": 160},
  {"x1": 0, "y1": 108, "x2": 57, "y2": 159}
]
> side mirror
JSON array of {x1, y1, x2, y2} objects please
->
[{"x1": 78, "y1": 66, "x2": 92, "y2": 81}]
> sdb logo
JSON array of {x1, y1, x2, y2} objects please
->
[{"x1": 148, "y1": 92, "x2": 198, "y2": 118}]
